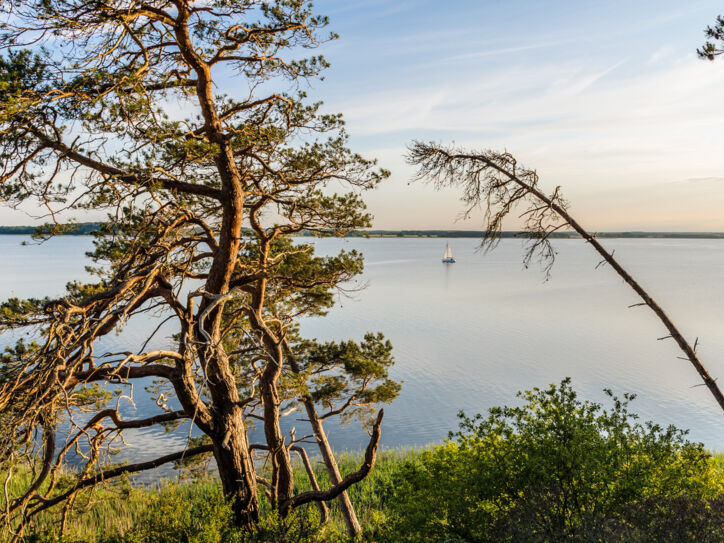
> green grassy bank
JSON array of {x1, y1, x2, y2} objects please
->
[
  {"x1": 1, "y1": 449, "x2": 415, "y2": 543},
  {"x1": 6, "y1": 449, "x2": 724, "y2": 543},
  {"x1": 4, "y1": 381, "x2": 724, "y2": 543}
]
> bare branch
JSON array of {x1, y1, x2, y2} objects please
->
[
  {"x1": 407, "y1": 141, "x2": 724, "y2": 413},
  {"x1": 282, "y1": 409, "x2": 383, "y2": 512},
  {"x1": 26, "y1": 445, "x2": 214, "y2": 518}
]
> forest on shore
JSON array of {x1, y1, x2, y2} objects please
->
[{"x1": 3, "y1": 223, "x2": 724, "y2": 239}]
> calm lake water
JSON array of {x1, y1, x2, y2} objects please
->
[{"x1": 2, "y1": 235, "x2": 724, "y2": 467}]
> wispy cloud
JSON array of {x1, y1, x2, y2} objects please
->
[
  {"x1": 336, "y1": 55, "x2": 724, "y2": 143},
  {"x1": 562, "y1": 59, "x2": 627, "y2": 95},
  {"x1": 321, "y1": 0, "x2": 417, "y2": 18},
  {"x1": 440, "y1": 40, "x2": 567, "y2": 63},
  {"x1": 328, "y1": 0, "x2": 724, "y2": 230}
]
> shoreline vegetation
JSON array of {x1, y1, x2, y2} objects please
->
[
  {"x1": 4, "y1": 381, "x2": 724, "y2": 542},
  {"x1": 3, "y1": 223, "x2": 724, "y2": 239},
  {"x1": 7, "y1": 448, "x2": 723, "y2": 543}
]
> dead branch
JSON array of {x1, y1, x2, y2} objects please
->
[
  {"x1": 407, "y1": 141, "x2": 724, "y2": 413},
  {"x1": 26, "y1": 444, "x2": 214, "y2": 518},
  {"x1": 281, "y1": 409, "x2": 383, "y2": 513}
]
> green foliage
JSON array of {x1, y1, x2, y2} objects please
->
[
  {"x1": 293, "y1": 332, "x2": 400, "y2": 425},
  {"x1": 0, "y1": 298, "x2": 48, "y2": 325},
  {"x1": 699, "y1": 14, "x2": 724, "y2": 60},
  {"x1": 233, "y1": 235, "x2": 366, "y2": 319},
  {"x1": 0, "y1": 50, "x2": 48, "y2": 95},
  {"x1": 130, "y1": 507, "x2": 348, "y2": 543},
  {"x1": 9, "y1": 478, "x2": 353, "y2": 543},
  {"x1": 4, "y1": 443, "x2": 724, "y2": 543},
  {"x1": 69, "y1": 383, "x2": 113, "y2": 410},
  {"x1": 125, "y1": 483, "x2": 236, "y2": 543},
  {"x1": 235, "y1": 509, "x2": 347, "y2": 543},
  {"x1": 376, "y1": 379, "x2": 724, "y2": 542}
]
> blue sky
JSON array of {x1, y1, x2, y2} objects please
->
[
  {"x1": 306, "y1": 0, "x2": 724, "y2": 230},
  {"x1": 5, "y1": 1, "x2": 724, "y2": 230}
]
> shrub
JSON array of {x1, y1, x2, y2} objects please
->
[
  {"x1": 122, "y1": 487, "x2": 349, "y2": 543},
  {"x1": 235, "y1": 509, "x2": 349, "y2": 543},
  {"x1": 123, "y1": 483, "x2": 236, "y2": 543},
  {"x1": 376, "y1": 378, "x2": 723, "y2": 542}
]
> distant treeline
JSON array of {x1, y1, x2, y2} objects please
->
[
  {"x1": 2, "y1": 224, "x2": 724, "y2": 239},
  {"x1": 325, "y1": 230, "x2": 724, "y2": 239},
  {"x1": 0, "y1": 223, "x2": 102, "y2": 235}
]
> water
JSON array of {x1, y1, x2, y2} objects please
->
[{"x1": 2, "y1": 235, "x2": 724, "y2": 466}]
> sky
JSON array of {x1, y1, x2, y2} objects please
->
[
  {"x1": 5, "y1": 0, "x2": 724, "y2": 231},
  {"x1": 310, "y1": 0, "x2": 724, "y2": 231}
]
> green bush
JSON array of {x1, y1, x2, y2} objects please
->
[
  {"x1": 125, "y1": 483, "x2": 235, "y2": 543},
  {"x1": 10, "y1": 380, "x2": 724, "y2": 542},
  {"x1": 375, "y1": 378, "x2": 724, "y2": 542},
  {"x1": 234, "y1": 509, "x2": 349, "y2": 543}
]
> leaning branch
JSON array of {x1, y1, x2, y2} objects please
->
[
  {"x1": 64, "y1": 363, "x2": 176, "y2": 385},
  {"x1": 408, "y1": 142, "x2": 724, "y2": 413},
  {"x1": 33, "y1": 131, "x2": 223, "y2": 200},
  {"x1": 26, "y1": 445, "x2": 214, "y2": 517}
]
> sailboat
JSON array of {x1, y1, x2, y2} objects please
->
[{"x1": 442, "y1": 242, "x2": 456, "y2": 263}]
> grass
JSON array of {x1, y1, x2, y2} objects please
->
[
  {"x1": 0, "y1": 447, "x2": 421, "y2": 542},
  {"x1": 3, "y1": 448, "x2": 723, "y2": 542}
]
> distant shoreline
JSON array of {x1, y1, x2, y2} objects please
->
[
  {"x1": 2, "y1": 223, "x2": 724, "y2": 239},
  {"x1": 341, "y1": 230, "x2": 724, "y2": 239}
]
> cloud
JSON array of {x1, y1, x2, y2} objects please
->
[
  {"x1": 334, "y1": 53, "x2": 724, "y2": 155},
  {"x1": 328, "y1": 47, "x2": 724, "y2": 230},
  {"x1": 562, "y1": 59, "x2": 627, "y2": 96},
  {"x1": 675, "y1": 176, "x2": 724, "y2": 185},
  {"x1": 440, "y1": 40, "x2": 567, "y2": 63},
  {"x1": 322, "y1": 0, "x2": 416, "y2": 18}
]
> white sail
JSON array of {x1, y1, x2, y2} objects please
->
[{"x1": 443, "y1": 243, "x2": 453, "y2": 260}]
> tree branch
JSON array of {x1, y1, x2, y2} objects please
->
[
  {"x1": 33, "y1": 131, "x2": 223, "y2": 200},
  {"x1": 27, "y1": 445, "x2": 214, "y2": 517},
  {"x1": 282, "y1": 409, "x2": 383, "y2": 512}
]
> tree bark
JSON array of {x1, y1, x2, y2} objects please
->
[
  {"x1": 259, "y1": 344, "x2": 295, "y2": 506},
  {"x1": 248, "y1": 261, "x2": 296, "y2": 507},
  {"x1": 305, "y1": 402, "x2": 362, "y2": 535},
  {"x1": 211, "y1": 421, "x2": 259, "y2": 527}
]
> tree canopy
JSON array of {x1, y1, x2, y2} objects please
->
[
  {"x1": 699, "y1": 14, "x2": 724, "y2": 60},
  {"x1": 0, "y1": 0, "x2": 396, "y2": 536}
]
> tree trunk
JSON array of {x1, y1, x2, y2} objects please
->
[
  {"x1": 283, "y1": 342, "x2": 362, "y2": 535},
  {"x1": 260, "y1": 346, "x2": 295, "y2": 506},
  {"x1": 201, "y1": 342, "x2": 260, "y2": 527},
  {"x1": 305, "y1": 400, "x2": 362, "y2": 536},
  {"x1": 212, "y1": 409, "x2": 260, "y2": 527}
]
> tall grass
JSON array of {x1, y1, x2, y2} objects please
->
[
  {"x1": 3, "y1": 448, "x2": 723, "y2": 542},
  {"x1": 0, "y1": 448, "x2": 419, "y2": 542}
]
